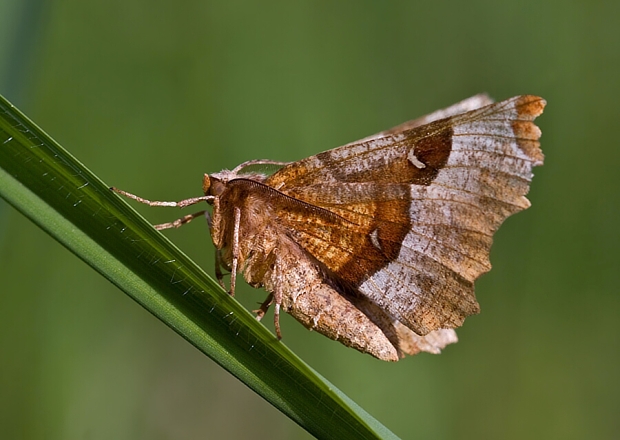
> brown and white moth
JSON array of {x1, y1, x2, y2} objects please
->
[{"x1": 113, "y1": 94, "x2": 545, "y2": 361}]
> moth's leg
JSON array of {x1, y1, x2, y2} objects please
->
[
  {"x1": 111, "y1": 188, "x2": 214, "y2": 230},
  {"x1": 214, "y1": 248, "x2": 227, "y2": 290},
  {"x1": 152, "y1": 210, "x2": 207, "y2": 230},
  {"x1": 272, "y1": 263, "x2": 283, "y2": 340},
  {"x1": 253, "y1": 293, "x2": 274, "y2": 322},
  {"x1": 110, "y1": 187, "x2": 213, "y2": 209},
  {"x1": 229, "y1": 206, "x2": 241, "y2": 297}
]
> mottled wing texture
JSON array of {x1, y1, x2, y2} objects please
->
[
  {"x1": 266, "y1": 95, "x2": 545, "y2": 336},
  {"x1": 353, "y1": 93, "x2": 494, "y2": 144}
]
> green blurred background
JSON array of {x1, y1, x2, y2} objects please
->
[{"x1": 1, "y1": 1, "x2": 618, "y2": 439}]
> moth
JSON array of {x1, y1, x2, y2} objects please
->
[{"x1": 113, "y1": 94, "x2": 545, "y2": 361}]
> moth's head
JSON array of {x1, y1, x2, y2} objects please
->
[{"x1": 202, "y1": 173, "x2": 227, "y2": 200}]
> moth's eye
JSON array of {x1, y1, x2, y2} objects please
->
[{"x1": 206, "y1": 177, "x2": 227, "y2": 197}]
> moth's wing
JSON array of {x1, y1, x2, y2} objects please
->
[
  {"x1": 266, "y1": 95, "x2": 545, "y2": 335},
  {"x1": 352, "y1": 94, "x2": 494, "y2": 144}
]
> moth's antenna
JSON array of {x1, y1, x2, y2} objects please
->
[{"x1": 231, "y1": 159, "x2": 290, "y2": 175}]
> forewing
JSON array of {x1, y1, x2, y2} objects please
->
[
  {"x1": 352, "y1": 93, "x2": 494, "y2": 144},
  {"x1": 267, "y1": 95, "x2": 545, "y2": 335}
]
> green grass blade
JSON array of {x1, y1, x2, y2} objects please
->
[{"x1": 0, "y1": 94, "x2": 397, "y2": 440}]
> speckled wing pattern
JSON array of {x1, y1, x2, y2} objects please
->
[{"x1": 265, "y1": 95, "x2": 545, "y2": 337}]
